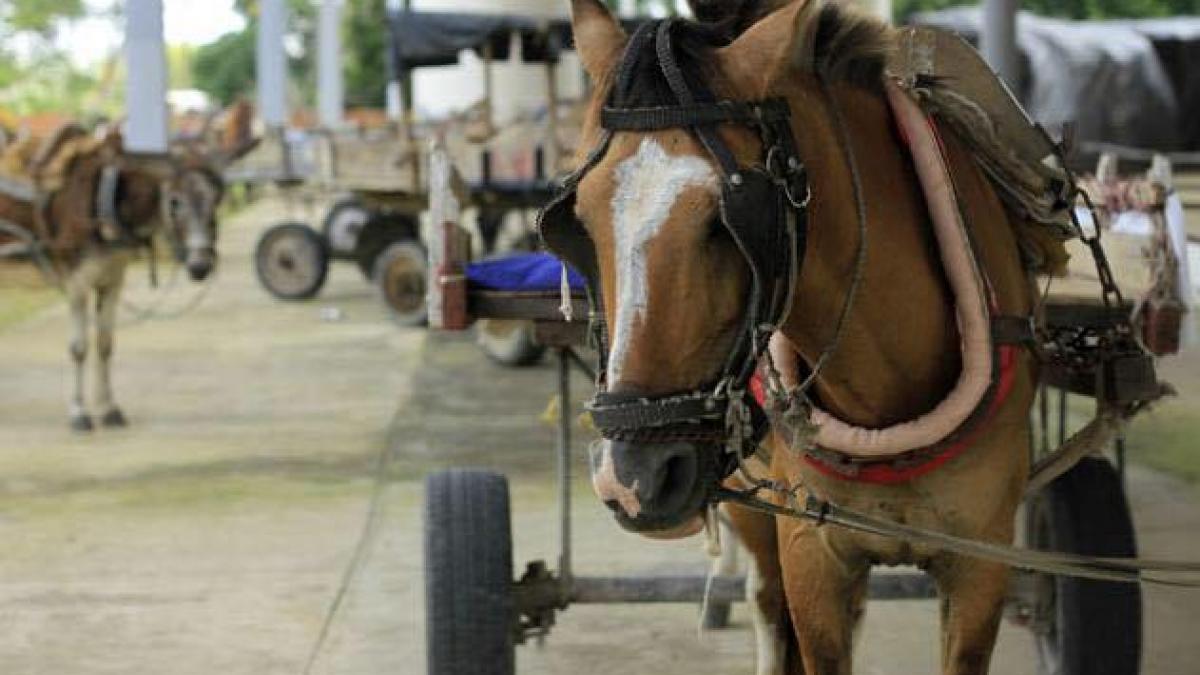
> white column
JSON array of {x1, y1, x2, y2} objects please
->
[
  {"x1": 123, "y1": 0, "x2": 168, "y2": 154},
  {"x1": 982, "y1": 0, "x2": 1019, "y2": 86},
  {"x1": 317, "y1": 0, "x2": 344, "y2": 129},
  {"x1": 385, "y1": 0, "x2": 404, "y2": 122},
  {"x1": 617, "y1": 0, "x2": 637, "y2": 17},
  {"x1": 257, "y1": 0, "x2": 289, "y2": 128}
]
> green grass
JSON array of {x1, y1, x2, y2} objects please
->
[
  {"x1": 1125, "y1": 401, "x2": 1200, "y2": 489},
  {"x1": 0, "y1": 282, "x2": 57, "y2": 331}
]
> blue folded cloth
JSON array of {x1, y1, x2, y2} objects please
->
[{"x1": 465, "y1": 252, "x2": 585, "y2": 292}]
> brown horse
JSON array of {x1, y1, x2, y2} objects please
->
[
  {"x1": 559, "y1": 1, "x2": 1039, "y2": 672},
  {"x1": 0, "y1": 125, "x2": 225, "y2": 430}
]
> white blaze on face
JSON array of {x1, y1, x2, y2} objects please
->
[{"x1": 608, "y1": 137, "x2": 717, "y2": 385}]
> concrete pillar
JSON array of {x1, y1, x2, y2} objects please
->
[
  {"x1": 981, "y1": 0, "x2": 1019, "y2": 86},
  {"x1": 123, "y1": 0, "x2": 169, "y2": 154},
  {"x1": 385, "y1": 0, "x2": 404, "y2": 121},
  {"x1": 317, "y1": 0, "x2": 344, "y2": 128},
  {"x1": 257, "y1": 0, "x2": 289, "y2": 128}
]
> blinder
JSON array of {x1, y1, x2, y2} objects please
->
[{"x1": 537, "y1": 18, "x2": 810, "y2": 477}]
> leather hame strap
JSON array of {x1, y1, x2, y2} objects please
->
[{"x1": 601, "y1": 99, "x2": 790, "y2": 131}]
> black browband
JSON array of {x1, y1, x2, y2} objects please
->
[{"x1": 548, "y1": 19, "x2": 810, "y2": 469}]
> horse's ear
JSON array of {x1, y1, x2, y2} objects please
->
[
  {"x1": 715, "y1": 0, "x2": 822, "y2": 96},
  {"x1": 571, "y1": 0, "x2": 627, "y2": 82}
]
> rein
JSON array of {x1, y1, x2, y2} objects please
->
[{"x1": 717, "y1": 482, "x2": 1200, "y2": 587}]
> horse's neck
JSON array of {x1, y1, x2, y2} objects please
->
[{"x1": 782, "y1": 83, "x2": 960, "y2": 428}]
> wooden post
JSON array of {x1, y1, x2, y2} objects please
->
[{"x1": 428, "y1": 139, "x2": 469, "y2": 330}]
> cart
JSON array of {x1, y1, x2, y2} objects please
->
[
  {"x1": 232, "y1": 11, "x2": 582, "y2": 325},
  {"x1": 412, "y1": 144, "x2": 1192, "y2": 673}
]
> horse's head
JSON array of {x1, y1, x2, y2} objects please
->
[
  {"x1": 165, "y1": 151, "x2": 225, "y2": 281},
  {"x1": 549, "y1": 0, "x2": 820, "y2": 536}
]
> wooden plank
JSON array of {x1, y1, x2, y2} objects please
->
[{"x1": 467, "y1": 290, "x2": 588, "y2": 322}]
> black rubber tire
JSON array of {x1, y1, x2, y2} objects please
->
[
  {"x1": 424, "y1": 469, "x2": 516, "y2": 675},
  {"x1": 1025, "y1": 456, "x2": 1142, "y2": 675},
  {"x1": 354, "y1": 211, "x2": 418, "y2": 279},
  {"x1": 321, "y1": 196, "x2": 369, "y2": 257},
  {"x1": 253, "y1": 222, "x2": 329, "y2": 300},
  {"x1": 373, "y1": 239, "x2": 428, "y2": 326},
  {"x1": 476, "y1": 320, "x2": 546, "y2": 367}
]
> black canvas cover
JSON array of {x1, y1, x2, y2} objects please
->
[
  {"x1": 914, "y1": 9, "x2": 1200, "y2": 151},
  {"x1": 387, "y1": 10, "x2": 573, "y2": 69}
]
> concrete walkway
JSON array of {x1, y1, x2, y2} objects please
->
[{"x1": 0, "y1": 198, "x2": 1198, "y2": 674}]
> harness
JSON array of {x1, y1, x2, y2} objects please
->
[{"x1": 538, "y1": 20, "x2": 809, "y2": 473}]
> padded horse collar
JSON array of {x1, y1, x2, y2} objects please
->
[{"x1": 538, "y1": 19, "x2": 810, "y2": 464}]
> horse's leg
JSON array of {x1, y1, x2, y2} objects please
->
[
  {"x1": 66, "y1": 282, "x2": 92, "y2": 431},
  {"x1": 779, "y1": 519, "x2": 868, "y2": 675},
  {"x1": 931, "y1": 555, "x2": 1010, "y2": 675},
  {"x1": 725, "y1": 502, "x2": 788, "y2": 675},
  {"x1": 94, "y1": 264, "x2": 127, "y2": 427}
]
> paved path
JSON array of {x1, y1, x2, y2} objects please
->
[{"x1": 0, "y1": 198, "x2": 1198, "y2": 674}]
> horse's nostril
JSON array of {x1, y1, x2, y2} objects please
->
[{"x1": 649, "y1": 448, "x2": 698, "y2": 512}]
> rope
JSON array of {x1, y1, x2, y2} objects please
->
[
  {"x1": 118, "y1": 262, "x2": 217, "y2": 326},
  {"x1": 299, "y1": 438, "x2": 394, "y2": 675}
]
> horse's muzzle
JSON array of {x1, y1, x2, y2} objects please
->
[
  {"x1": 589, "y1": 439, "x2": 713, "y2": 536},
  {"x1": 186, "y1": 253, "x2": 215, "y2": 281}
]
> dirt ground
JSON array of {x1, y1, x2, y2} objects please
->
[{"x1": 1, "y1": 198, "x2": 1199, "y2": 674}]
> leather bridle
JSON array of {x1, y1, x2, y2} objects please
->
[{"x1": 538, "y1": 19, "x2": 811, "y2": 471}]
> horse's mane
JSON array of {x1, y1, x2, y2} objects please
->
[
  {"x1": 31, "y1": 123, "x2": 87, "y2": 174},
  {"x1": 808, "y1": 3, "x2": 892, "y2": 91}
]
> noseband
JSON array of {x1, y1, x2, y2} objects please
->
[{"x1": 538, "y1": 19, "x2": 811, "y2": 468}]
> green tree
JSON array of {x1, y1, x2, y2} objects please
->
[
  {"x1": 192, "y1": 29, "x2": 257, "y2": 105},
  {"x1": 192, "y1": 0, "x2": 316, "y2": 107},
  {"x1": 343, "y1": 0, "x2": 388, "y2": 108},
  {"x1": 0, "y1": 0, "x2": 84, "y2": 36},
  {"x1": 0, "y1": 0, "x2": 100, "y2": 116}
]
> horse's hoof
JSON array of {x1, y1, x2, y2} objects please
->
[
  {"x1": 70, "y1": 415, "x2": 94, "y2": 432},
  {"x1": 101, "y1": 409, "x2": 128, "y2": 428}
]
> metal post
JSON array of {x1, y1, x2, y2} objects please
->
[
  {"x1": 1116, "y1": 435, "x2": 1127, "y2": 486},
  {"x1": 544, "y1": 60, "x2": 560, "y2": 178},
  {"x1": 482, "y1": 42, "x2": 495, "y2": 137},
  {"x1": 981, "y1": 0, "x2": 1020, "y2": 87},
  {"x1": 1057, "y1": 388, "x2": 1067, "y2": 447},
  {"x1": 557, "y1": 348, "x2": 573, "y2": 590},
  {"x1": 317, "y1": 0, "x2": 344, "y2": 129},
  {"x1": 123, "y1": 0, "x2": 169, "y2": 155},
  {"x1": 1038, "y1": 383, "x2": 1049, "y2": 455}
]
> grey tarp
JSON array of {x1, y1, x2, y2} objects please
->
[{"x1": 914, "y1": 9, "x2": 1200, "y2": 151}]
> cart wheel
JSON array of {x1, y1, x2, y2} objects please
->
[
  {"x1": 374, "y1": 239, "x2": 428, "y2": 326},
  {"x1": 354, "y1": 212, "x2": 418, "y2": 279},
  {"x1": 253, "y1": 222, "x2": 329, "y2": 300},
  {"x1": 321, "y1": 197, "x2": 369, "y2": 257},
  {"x1": 424, "y1": 469, "x2": 516, "y2": 675},
  {"x1": 1025, "y1": 457, "x2": 1141, "y2": 675},
  {"x1": 476, "y1": 320, "x2": 546, "y2": 367}
]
